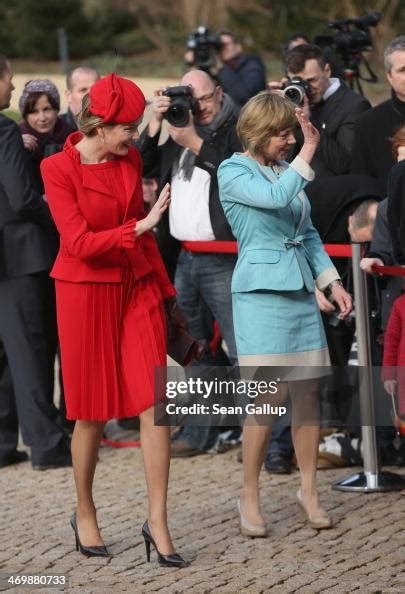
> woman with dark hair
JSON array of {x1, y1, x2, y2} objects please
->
[
  {"x1": 19, "y1": 79, "x2": 71, "y2": 193},
  {"x1": 41, "y1": 73, "x2": 188, "y2": 567},
  {"x1": 19, "y1": 79, "x2": 72, "y2": 431}
]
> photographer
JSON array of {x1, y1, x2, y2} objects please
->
[
  {"x1": 283, "y1": 44, "x2": 370, "y2": 178},
  {"x1": 216, "y1": 31, "x2": 266, "y2": 108},
  {"x1": 185, "y1": 28, "x2": 266, "y2": 108},
  {"x1": 139, "y1": 70, "x2": 242, "y2": 457}
]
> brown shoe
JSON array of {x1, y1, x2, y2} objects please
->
[{"x1": 170, "y1": 439, "x2": 203, "y2": 458}]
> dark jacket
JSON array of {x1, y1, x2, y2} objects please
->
[
  {"x1": 138, "y1": 116, "x2": 242, "y2": 278},
  {"x1": 367, "y1": 199, "x2": 392, "y2": 264},
  {"x1": 366, "y1": 198, "x2": 403, "y2": 328},
  {"x1": 350, "y1": 93, "x2": 405, "y2": 193},
  {"x1": 294, "y1": 83, "x2": 370, "y2": 179},
  {"x1": 307, "y1": 173, "x2": 383, "y2": 244},
  {"x1": 387, "y1": 160, "x2": 405, "y2": 264},
  {"x1": 19, "y1": 116, "x2": 72, "y2": 194},
  {"x1": 218, "y1": 53, "x2": 266, "y2": 107},
  {"x1": 60, "y1": 109, "x2": 77, "y2": 133},
  {"x1": 0, "y1": 114, "x2": 58, "y2": 279}
]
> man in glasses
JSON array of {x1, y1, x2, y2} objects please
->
[{"x1": 139, "y1": 69, "x2": 241, "y2": 457}]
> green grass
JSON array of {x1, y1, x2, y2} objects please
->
[
  {"x1": 3, "y1": 110, "x2": 20, "y2": 122},
  {"x1": 9, "y1": 53, "x2": 390, "y2": 105}
]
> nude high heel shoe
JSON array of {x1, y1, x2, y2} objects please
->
[
  {"x1": 237, "y1": 498, "x2": 268, "y2": 537},
  {"x1": 296, "y1": 490, "x2": 333, "y2": 529}
]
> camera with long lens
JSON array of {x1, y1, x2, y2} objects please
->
[
  {"x1": 162, "y1": 86, "x2": 199, "y2": 128},
  {"x1": 186, "y1": 25, "x2": 223, "y2": 72},
  {"x1": 327, "y1": 11, "x2": 381, "y2": 60},
  {"x1": 314, "y1": 12, "x2": 381, "y2": 92},
  {"x1": 282, "y1": 76, "x2": 311, "y2": 106}
]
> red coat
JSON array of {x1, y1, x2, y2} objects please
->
[
  {"x1": 383, "y1": 294, "x2": 405, "y2": 371},
  {"x1": 382, "y1": 294, "x2": 405, "y2": 416},
  {"x1": 40, "y1": 132, "x2": 175, "y2": 299}
]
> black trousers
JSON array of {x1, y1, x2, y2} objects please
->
[{"x1": 0, "y1": 272, "x2": 68, "y2": 465}]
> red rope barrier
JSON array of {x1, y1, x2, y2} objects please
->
[
  {"x1": 100, "y1": 245, "x2": 405, "y2": 452},
  {"x1": 182, "y1": 240, "x2": 237, "y2": 253},
  {"x1": 324, "y1": 244, "x2": 352, "y2": 258},
  {"x1": 182, "y1": 240, "x2": 352, "y2": 257},
  {"x1": 372, "y1": 264, "x2": 405, "y2": 277}
]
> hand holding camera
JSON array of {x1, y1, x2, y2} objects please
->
[
  {"x1": 151, "y1": 89, "x2": 171, "y2": 122},
  {"x1": 168, "y1": 119, "x2": 203, "y2": 155},
  {"x1": 150, "y1": 85, "x2": 203, "y2": 154}
]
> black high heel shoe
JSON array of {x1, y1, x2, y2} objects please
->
[
  {"x1": 141, "y1": 521, "x2": 188, "y2": 567},
  {"x1": 70, "y1": 512, "x2": 110, "y2": 557}
]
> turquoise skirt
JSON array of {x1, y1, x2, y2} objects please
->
[{"x1": 233, "y1": 288, "x2": 329, "y2": 366}]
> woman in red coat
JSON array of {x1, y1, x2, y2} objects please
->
[
  {"x1": 41, "y1": 73, "x2": 187, "y2": 567},
  {"x1": 383, "y1": 292, "x2": 405, "y2": 435}
]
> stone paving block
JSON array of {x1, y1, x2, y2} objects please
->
[{"x1": 1, "y1": 447, "x2": 404, "y2": 593}]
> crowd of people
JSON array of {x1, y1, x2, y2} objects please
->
[{"x1": 0, "y1": 29, "x2": 405, "y2": 564}]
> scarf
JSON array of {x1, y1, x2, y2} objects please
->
[{"x1": 19, "y1": 116, "x2": 72, "y2": 162}]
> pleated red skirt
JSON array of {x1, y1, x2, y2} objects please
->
[{"x1": 55, "y1": 268, "x2": 167, "y2": 421}]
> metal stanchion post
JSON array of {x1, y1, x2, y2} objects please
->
[{"x1": 332, "y1": 242, "x2": 405, "y2": 492}]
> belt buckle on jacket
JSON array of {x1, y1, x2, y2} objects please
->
[{"x1": 284, "y1": 236, "x2": 303, "y2": 249}]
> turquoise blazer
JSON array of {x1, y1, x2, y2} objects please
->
[{"x1": 218, "y1": 154, "x2": 338, "y2": 294}]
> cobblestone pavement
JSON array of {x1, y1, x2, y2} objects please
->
[{"x1": 1, "y1": 428, "x2": 404, "y2": 594}]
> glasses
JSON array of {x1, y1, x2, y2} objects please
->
[{"x1": 195, "y1": 89, "x2": 217, "y2": 104}]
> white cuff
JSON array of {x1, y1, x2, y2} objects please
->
[
  {"x1": 315, "y1": 266, "x2": 340, "y2": 291},
  {"x1": 290, "y1": 156, "x2": 315, "y2": 181}
]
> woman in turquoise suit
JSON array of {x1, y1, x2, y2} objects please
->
[{"x1": 218, "y1": 92, "x2": 352, "y2": 536}]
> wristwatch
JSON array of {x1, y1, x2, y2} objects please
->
[{"x1": 326, "y1": 279, "x2": 343, "y2": 297}]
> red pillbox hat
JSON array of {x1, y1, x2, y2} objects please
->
[{"x1": 89, "y1": 73, "x2": 145, "y2": 124}]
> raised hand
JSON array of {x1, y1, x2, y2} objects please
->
[
  {"x1": 145, "y1": 182, "x2": 171, "y2": 229},
  {"x1": 295, "y1": 107, "x2": 319, "y2": 146},
  {"x1": 136, "y1": 183, "x2": 171, "y2": 236}
]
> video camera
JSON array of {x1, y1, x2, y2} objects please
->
[
  {"x1": 186, "y1": 25, "x2": 223, "y2": 72},
  {"x1": 283, "y1": 76, "x2": 312, "y2": 106},
  {"x1": 162, "y1": 86, "x2": 199, "y2": 128},
  {"x1": 315, "y1": 11, "x2": 381, "y2": 93},
  {"x1": 327, "y1": 12, "x2": 381, "y2": 60}
]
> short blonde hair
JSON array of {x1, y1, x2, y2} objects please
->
[
  {"x1": 236, "y1": 92, "x2": 296, "y2": 157},
  {"x1": 76, "y1": 93, "x2": 106, "y2": 136}
]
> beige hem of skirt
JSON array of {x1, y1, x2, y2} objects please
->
[{"x1": 238, "y1": 347, "x2": 331, "y2": 381}]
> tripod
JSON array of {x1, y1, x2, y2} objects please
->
[{"x1": 342, "y1": 53, "x2": 378, "y2": 96}]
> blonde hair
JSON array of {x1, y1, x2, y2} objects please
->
[
  {"x1": 236, "y1": 91, "x2": 296, "y2": 157},
  {"x1": 76, "y1": 93, "x2": 106, "y2": 136}
]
